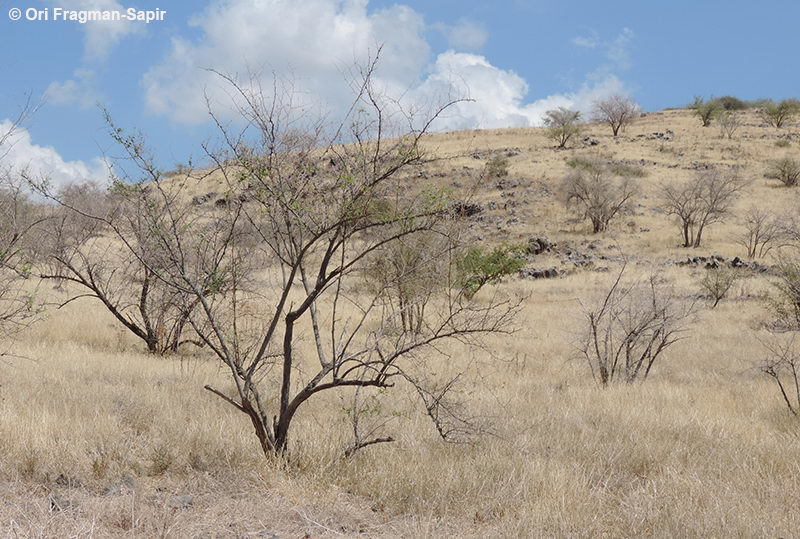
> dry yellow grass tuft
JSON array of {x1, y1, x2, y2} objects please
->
[{"x1": 2, "y1": 108, "x2": 800, "y2": 536}]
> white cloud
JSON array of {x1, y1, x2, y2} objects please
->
[
  {"x1": 0, "y1": 120, "x2": 107, "y2": 188},
  {"x1": 143, "y1": 0, "x2": 633, "y2": 129},
  {"x1": 47, "y1": 0, "x2": 144, "y2": 61},
  {"x1": 435, "y1": 19, "x2": 488, "y2": 51},
  {"x1": 143, "y1": 0, "x2": 429, "y2": 125},
  {"x1": 45, "y1": 69, "x2": 100, "y2": 109},
  {"x1": 416, "y1": 52, "x2": 627, "y2": 130}
]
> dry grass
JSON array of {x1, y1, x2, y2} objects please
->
[{"x1": 2, "y1": 108, "x2": 800, "y2": 536}]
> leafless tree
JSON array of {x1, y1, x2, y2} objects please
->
[
  {"x1": 737, "y1": 206, "x2": 787, "y2": 259},
  {"x1": 561, "y1": 159, "x2": 638, "y2": 233},
  {"x1": 0, "y1": 96, "x2": 46, "y2": 348},
  {"x1": 760, "y1": 334, "x2": 800, "y2": 416},
  {"x1": 83, "y1": 52, "x2": 521, "y2": 456},
  {"x1": 576, "y1": 267, "x2": 694, "y2": 385},
  {"x1": 662, "y1": 168, "x2": 746, "y2": 248},
  {"x1": 0, "y1": 175, "x2": 46, "y2": 344},
  {"x1": 543, "y1": 107, "x2": 582, "y2": 149},
  {"x1": 592, "y1": 95, "x2": 640, "y2": 137},
  {"x1": 30, "y1": 158, "x2": 229, "y2": 355}
]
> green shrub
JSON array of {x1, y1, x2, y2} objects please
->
[
  {"x1": 760, "y1": 99, "x2": 800, "y2": 128},
  {"x1": 713, "y1": 95, "x2": 749, "y2": 111},
  {"x1": 691, "y1": 96, "x2": 721, "y2": 127},
  {"x1": 457, "y1": 245, "x2": 526, "y2": 298}
]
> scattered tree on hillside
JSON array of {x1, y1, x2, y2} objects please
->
[
  {"x1": 543, "y1": 107, "x2": 582, "y2": 149},
  {"x1": 592, "y1": 95, "x2": 640, "y2": 137},
  {"x1": 736, "y1": 206, "x2": 787, "y2": 259},
  {"x1": 661, "y1": 168, "x2": 746, "y2": 248},
  {"x1": 699, "y1": 268, "x2": 742, "y2": 308},
  {"x1": 760, "y1": 99, "x2": 800, "y2": 128},
  {"x1": 770, "y1": 257, "x2": 800, "y2": 331},
  {"x1": 33, "y1": 177, "x2": 222, "y2": 355},
  {"x1": 576, "y1": 267, "x2": 694, "y2": 385},
  {"x1": 74, "y1": 52, "x2": 521, "y2": 456},
  {"x1": 561, "y1": 158, "x2": 639, "y2": 233},
  {"x1": 760, "y1": 334, "x2": 800, "y2": 416},
  {"x1": 0, "y1": 97, "x2": 45, "y2": 347},
  {"x1": 765, "y1": 156, "x2": 800, "y2": 187},
  {"x1": 717, "y1": 110, "x2": 742, "y2": 139},
  {"x1": 691, "y1": 96, "x2": 721, "y2": 127}
]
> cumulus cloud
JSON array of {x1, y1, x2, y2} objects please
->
[
  {"x1": 143, "y1": 0, "x2": 429, "y2": 125},
  {"x1": 45, "y1": 69, "x2": 101, "y2": 109},
  {"x1": 434, "y1": 19, "x2": 488, "y2": 51},
  {"x1": 0, "y1": 120, "x2": 107, "y2": 188},
  {"x1": 47, "y1": 0, "x2": 144, "y2": 61},
  {"x1": 143, "y1": 0, "x2": 632, "y2": 129},
  {"x1": 416, "y1": 52, "x2": 627, "y2": 130}
]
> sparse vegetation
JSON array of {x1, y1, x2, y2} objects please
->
[
  {"x1": 661, "y1": 168, "x2": 745, "y2": 247},
  {"x1": 6, "y1": 92, "x2": 800, "y2": 535},
  {"x1": 770, "y1": 257, "x2": 800, "y2": 330},
  {"x1": 577, "y1": 268, "x2": 694, "y2": 385},
  {"x1": 691, "y1": 96, "x2": 721, "y2": 127},
  {"x1": 765, "y1": 156, "x2": 800, "y2": 186},
  {"x1": 592, "y1": 95, "x2": 640, "y2": 136},
  {"x1": 737, "y1": 206, "x2": 786, "y2": 259},
  {"x1": 699, "y1": 268, "x2": 742, "y2": 308},
  {"x1": 759, "y1": 99, "x2": 800, "y2": 128},
  {"x1": 717, "y1": 110, "x2": 742, "y2": 139},
  {"x1": 561, "y1": 158, "x2": 638, "y2": 233},
  {"x1": 761, "y1": 335, "x2": 800, "y2": 415},
  {"x1": 485, "y1": 154, "x2": 509, "y2": 177},
  {"x1": 543, "y1": 107, "x2": 582, "y2": 149}
]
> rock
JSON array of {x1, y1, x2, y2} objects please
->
[
  {"x1": 582, "y1": 136, "x2": 599, "y2": 146},
  {"x1": 519, "y1": 267, "x2": 559, "y2": 280},
  {"x1": 450, "y1": 201, "x2": 483, "y2": 218},
  {"x1": 527, "y1": 236, "x2": 554, "y2": 255},
  {"x1": 191, "y1": 192, "x2": 217, "y2": 206}
]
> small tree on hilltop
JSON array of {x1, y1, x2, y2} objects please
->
[
  {"x1": 561, "y1": 158, "x2": 639, "y2": 233},
  {"x1": 691, "y1": 96, "x2": 721, "y2": 127},
  {"x1": 543, "y1": 107, "x2": 582, "y2": 149},
  {"x1": 592, "y1": 95, "x2": 640, "y2": 137},
  {"x1": 760, "y1": 99, "x2": 800, "y2": 128}
]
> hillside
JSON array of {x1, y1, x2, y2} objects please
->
[{"x1": 2, "y1": 107, "x2": 800, "y2": 537}]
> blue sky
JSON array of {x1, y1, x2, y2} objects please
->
[{"x1": 1, "y1": 0, "x2": 798, "y2": 186}]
